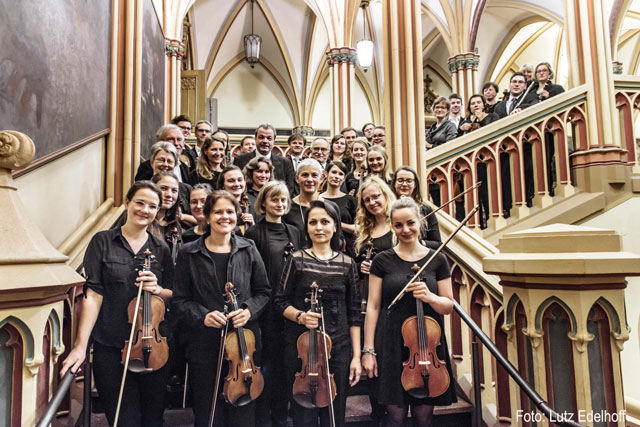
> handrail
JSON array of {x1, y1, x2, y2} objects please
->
[
  {"x1": 36, "y1": 370, "x2": 77, "y2": 427},
  {"x1": 453, "y1": 300, "x2": 584, "y2": 427}
]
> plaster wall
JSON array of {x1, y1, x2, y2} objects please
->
[
  {"x1": 212, "y1": 61, "x2": 295, "y2": 128},
  {"x1": 14, "y1": 138, "x2": 104, "y2": 249},
  {"x1": 311, "y1": 76, "x2": 331, "y2": 130},
  {"x1": 582, "y1": 196, "x2": 640, "y2": 401},
  {"x1": 351, "y1": 78, "x2": 374, "y2": 130}
]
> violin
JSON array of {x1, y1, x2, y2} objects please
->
[
  {"x1": 400, "y1": 264, "x2": 449, "y2": 398},
  {"x1": 360, "y1": 240, "x2": 375, "y2": 315},
  {"x1": 121, "y1": 249, "x2": 169, "y2": 373},
  {"x1": 222, "y1": 282, "x2": 264, "y2": 406},
  {"x1": 293, "y1": 283, "x2": 337, "y2": 413},
  {"x1": 239, "y1": 194, "x2": 249, "y2": 235}
]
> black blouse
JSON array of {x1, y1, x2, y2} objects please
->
[
  {"x1": 274, "y1": 250, "x2": 361, "y2": 350},
  {"x1": 83, "y1": 228, "x2": 174, "y2": 348}
]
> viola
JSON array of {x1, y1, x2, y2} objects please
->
[
  {"x1": 222, "y1": 282, "x2": 264, "y2": 406},
  {"x1": 293, "y1": 282, "x2": 337, "y2": 411},
  {"x1": 121, "y1": 249, "x2": 169, "y2": 373},
  {"x1": 360, "y1": 240, "x2": 375, "y2": 315},
  {"x1": 400, "y1": 264, "x2": 449, "y2": 398}
]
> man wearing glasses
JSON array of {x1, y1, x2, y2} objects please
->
[
  {"x1": 494, "y1": 72, "x2": 539, "y2": 119},
  {"x1": 309, "y1": 137, "x2": 330, "y2": 169},
  {"x1": 371, "y1": 126, "x2": 386, "y2": 147},
  {"x1": 193, "y1": 120, "x2": 213, "y2": 157}
]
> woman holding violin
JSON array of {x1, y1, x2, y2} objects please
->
[
  {"x1": 458, "y1": 94, "x2": 499, "y2": 135},
  {"x1": 362, "y1": 197, "x2": 456, "y2": 427},
  {"x1": 60, "y1": 181, "x2": 174, "y2": 427},
  {"x1": 274, "y1": 200, "x2": 362, "y2": 427},
  {"x1": 172, "y1": 189, "x2": 270, "y2": 427}
]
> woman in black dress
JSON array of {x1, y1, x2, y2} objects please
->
[
  {"x1": 244, "y1": 181, "x2": 301, "y2": 427},
  {"x1": 362, "y1": 197, "x2": 456, "y2": 427},
  {"x1": 275, "y1": 200, "x2": 362, "y2": 427},
  {"x1": 217, "y1": 165, "x2": 255, "y2": 235},
  {"x1": 61, "y1": 181, "x2": 174, "y2": 427},
  {"x1": 150, "y1": 172, "x2": 185, "y2": 261},
  {"x1": 345, "y1": 139, "x2": 369, "y2": 196},
  {"x1": 243, "y1": 157, "x2": 274, "y2": 220},
  {"x1": 329, "y1": 134, "x2": 353, "y2": 172},
  {"x1": 458, "y1": 94, "x2": 499, "y2": 134},
  {"x1": 190, "y1": 136, "x2": 226, "y2": 189},
  {"x1": 182, "y1": 183, "x2": 213, "y2": 244},
  {"x1": 172, "y1": 190, "x2": 270, "y2": 427},
  {"x1": 391, "y1": 166, "x2": 442, "y2": 249},
  {"x1": 320, "y1": 161, "x2": 357, "y2": 256}
]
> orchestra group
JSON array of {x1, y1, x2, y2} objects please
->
[{"x1": 59, "y1": 66, "x2": 565, "y2": 426}]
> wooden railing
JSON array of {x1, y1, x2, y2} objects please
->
[{"x1": 426, "y1": 85, "x2": 589, "y2": 232}]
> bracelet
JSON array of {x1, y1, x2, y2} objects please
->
[
  {"x1": 361, "y1": 347, "x2": 376, "y2": 356},
  {"x1": 295, "y1": 311, "x2": 303, "y2": 324}
]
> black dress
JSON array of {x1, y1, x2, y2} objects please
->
[
  {"x1": 369, "y1": 249, "x2": 456, "y2": 407},
  {"x1": 323, "y1": 194, "x2": 357, "y2": 257}
]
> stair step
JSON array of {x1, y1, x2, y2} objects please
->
[{"x1": 484, "y1": 190, "x2": 606, "y2": 246}]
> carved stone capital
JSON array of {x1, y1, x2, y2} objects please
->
[
  {"x1": 612, "y1": 326, "x2": 630, "y2": 351},
  {"x1": 448, "y1": 52, "x2": 480, "y2": 73},
  {"x1": 165, "y1": 38, "x2": 185, "y2": 59},
  {"x1": 0, "y1": 130, "x2": 36, "y2": 171},
  {"x1": 612, "y1": 60, "x2": 623, "y2": 74},
  {"x1": 326, "y1": 47, "x2": 357, "y2": 66},
  {"x1": 523, "y1": 328, "x2": 543, "y2": 348},
  {"x1": 292, "y1": 125, "x2": 314, "y2": 136},
  {"x1": 569, "y1": 330, "x2": 595, "y2": 353}
]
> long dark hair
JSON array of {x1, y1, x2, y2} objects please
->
[{"x1": 304, "y1": 200, "x2": 343, "y2": 251}]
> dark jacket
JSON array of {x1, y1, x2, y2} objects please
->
[
  {"x1": 234, "y1": 151, "x2": 296, "y2": 195},
  {"x1": 529, "y1": 81, "x2": 565, "y2": 100},
  {"x1": 494, "y1": 91, "x2": 540, "y2": 118},
  {"x1": 135, "y1": 160, "x2": 194, "y2": 186},
  {"x1": 420, "y1": 204, "x2": 442, "y2": 250},
  {"x1": 459, "y1": 112, "x2": 500, "y2": 134},
  {"x1": 427, "y1": 119, "x2": 458, "y2": 147},
  {"x1": 244, "y1": 218, "x2": 302, "y2": 258},
  {"x1": 171, "y1": 233, "x2": 270, "y2": 359}
]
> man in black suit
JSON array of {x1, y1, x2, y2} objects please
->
[
  {"x1": 494, "y1": 72, "x2": 539, "y2": 118},
  {"x1": 233, "y1": 124, "x2": 296, "y2": 194},
  {"x1": 494, "y1": 72, "x2": 540, "y2": 217}
]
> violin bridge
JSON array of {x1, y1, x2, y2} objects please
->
[
  {"x1": 418, "y1": 360, "x2": 431, "y2": 366},
  {"x1": 308, "y1": 373, "x2": 319, "y2": 377},
  {"x1": 142, "y1": 335, "x2": 154, "y2": 339}
]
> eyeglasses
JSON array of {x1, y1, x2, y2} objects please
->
[
  {"x1": 132, "y1": 199, "x2": 159, "y2": 211},
  {"x1": 178, "y1": 125, "x2": 192, "y2": 131},
  {"x1": 397, "y1": 178, "x2": 415, "y2": 185},
  {"x1": 196, "y1": 128, "x2": 211, "y2": 133},
  {"x1": 312, "y1": 147, "x2": 329, "y2": 152},
  {"x1": 373, "y1": 134, "x2": 385, "y2": 138}
]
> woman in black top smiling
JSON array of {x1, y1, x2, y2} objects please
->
[
  {"x1": 172, "y1": 190, "x2": 270, "y2": 427},
  {"x1": 61, "y1": 181, "x2": 174, "y2": 427}
]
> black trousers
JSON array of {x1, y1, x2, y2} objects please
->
[
  {"x1": 92, "y1": 342, "x2": 168, "y2": 427},
  {"x1": 189, "y1": 360, "x2": 256, "y2": 427},
  {"x1": 284, "y1": 342, "x2": 352, "y2": 427},
  {"x1": 256, "y1": 313, "x2": 289, "y2": 427}
]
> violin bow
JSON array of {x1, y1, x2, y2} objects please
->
[
  {"x1": 387, "y1": 205, "x2": 479, "y2": 311},
  {"x1": 208, "y1": 304, "x2": 230, "y2": 427},
  {"x1": 423, "y1": 181, "x2": 482, "y2": 221},
  {"x1": 113, "y1": 250, "x2": 152, "y2": 427},
  {"x1": 319, "y1": 298, "x2": 336, "y2": 427}
]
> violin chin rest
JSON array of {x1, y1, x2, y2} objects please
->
[
  {"x1": 230, "y1": 393, "x2": 253, "y2": 407},
  {"x1": 406, "y1": 387, "x2": 429, "y2": 399},
  {"x1": 292, "y1": 393, "x2": 318, "y2": 409}
]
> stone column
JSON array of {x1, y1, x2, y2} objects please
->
[
  {"x1": 484, "y1": 224, "x2": 640, "y2": 426},
  {"x1": 381, "y1": 0, "x2": 426, "y2": 193},
  {"x1": 165, "y1": 38, "x2": 185, "y2": 119},
  {"x1": 326, "y1": 47, "x2": 356, "y2": 136},
  {"x1": 565, "y1": 0, "x2": 629, "y2": 197},
  {"x1": 448, "y1": 52, "x2": 480, "y2": 109}
]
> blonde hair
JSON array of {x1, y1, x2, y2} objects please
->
[
  {"x1": 196, "y1": 136, "x2": 226, "y2": 180},
  {"x1": 367, "y1": 145, "x2": 392, "y2": 182},
  {"x1": 254, "y1": 181, "x2": 291, "y2": 215},
  {"x1": 354, "y1": 176, "x2": 396, "y2": 253},
  {"x1": 389, "y1": 197, "x2": 426, "y2": 244}
]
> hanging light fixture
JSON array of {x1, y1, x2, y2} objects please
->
[
  {"x1": 244, "y1": 0, "x2": 261, "y2": 68},
  {"x1": 356, "y1": 2, "x2": 373, "y2": 71}
]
